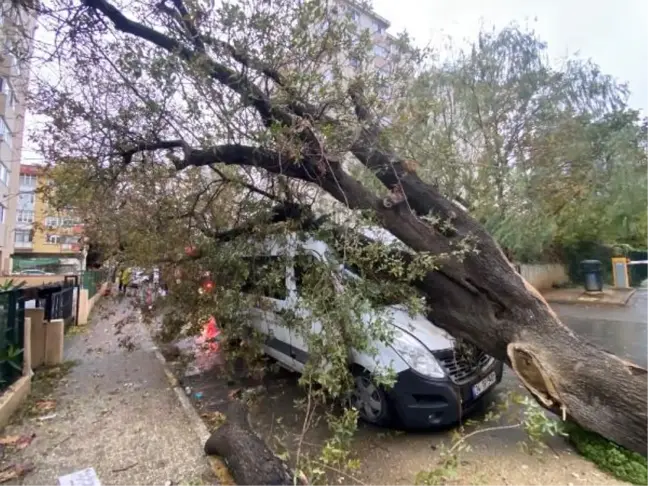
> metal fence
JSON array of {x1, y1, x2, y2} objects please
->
[
  {"x1": 43, "y1": 285, "x2": 75, "y2": 322},
  {"x1": 0, "y1": 279, "x2": 84, "y2": 392},
  {"x1": 0, "y1": 289, "x2": 25, "y2": 392},
  {"x1": 82, "y1": 269, "x2": 106, "y2": 298},
  {"x1": 629, "y1": 250, "x2": 648, "y2": 286}
]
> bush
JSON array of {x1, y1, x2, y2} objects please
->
[{"x1": 566, "y1": 423, "x2": 647, "y2": 485}]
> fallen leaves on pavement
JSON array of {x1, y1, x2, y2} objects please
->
[
  {"x1": 0, "y1": 462, "x2": 34, "y2": 483},
  {"x1": 35, "y1": 400, "x2": 56, "y2": 412},
  {"x1": 200, "y1": 411, "x2": 226, "y2": 430},
  {"x1": 0, "y1": 434, "x2": 35, "y2": 449}
]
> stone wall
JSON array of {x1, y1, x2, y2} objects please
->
[{"x1": 519, "y1": 263, "x2": 569, "y2": 291}]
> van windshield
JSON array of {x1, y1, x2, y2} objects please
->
[
  {"x1": 338, "y1": 265, "x2": 411, "y2": 308},
  {"x1": 294, "y1": 253, "x2": 418, "y2": 308}
]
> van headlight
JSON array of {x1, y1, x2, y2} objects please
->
[{"x1": 390, "y1": 329, "x2": 445, "y2": 378}]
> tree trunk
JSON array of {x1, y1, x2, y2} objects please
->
[
  {"x1": 204, "y1": 400, "x2": 297, "y2": 485},
  {"x1": 73, "y1": 0, "x2": 648, "y2": 455},
  {"x1": 350, "y1": 168, "x2": 648, "y2": 455}
]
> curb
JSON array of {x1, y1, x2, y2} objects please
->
[
  {"x1": 137, "y1": 310, "x2": 233, "y2": 483},
  {"x1": 544, "y1": 288, "x2": 637, "y2": 307},
  {"x1": 153, "y1": 349, "x2": 211, "y2": 444}
]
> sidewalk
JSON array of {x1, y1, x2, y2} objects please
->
[
  {"x1": 543, "y1": 286, "x2": 636, "y2": 306},
  {"x1": 1, "y1": 295, "x2": 215, "y2": 485}
]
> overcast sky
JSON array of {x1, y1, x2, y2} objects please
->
[
  {"x1": 21, "y1": 0, "x2": 648, "y2": 164},
  {"x1": 373, "y1": 0, "x2": 648, "y2": 112}
]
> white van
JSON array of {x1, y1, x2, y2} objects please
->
[{"x1": 241, "y1": 232, "x2": 503, "y2": 428}]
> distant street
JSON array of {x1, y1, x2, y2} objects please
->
[{"x1": 554, "y1": 289, "x2": 647, "y2": 367}]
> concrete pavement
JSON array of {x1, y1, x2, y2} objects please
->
[{"x1": 1, "y1": 296, "x2": 215, "y2": 485}]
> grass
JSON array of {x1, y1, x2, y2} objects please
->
[
  {"x1": 566, "y1": 423, "x2": 647, "y2": 485},
  {"x1": 65, "y1": 325, "x2": 89, "y2": 336}
]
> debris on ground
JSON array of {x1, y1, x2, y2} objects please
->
[
  {"x1": 13, "y1": 362, "x2": 77, "y2": 423},
  {"x1": 0, "y1": 296, "x2": 215, "y2": 484},
  {"x1": 0, "y1": 434, "x2": 35, "y2": 450},
  {"x1": 58, "y1": 467, "x2": 101, "y2": 486},
  {"x1": 0, "y1": 462, "x2": 34, "y2": 483}
]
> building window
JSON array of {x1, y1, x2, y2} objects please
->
[
  {"x1": 15, "y1": 230, "x2": 32, "y2": 243},
  {"x1": 374, "y1": 23, "x2": 385, "y2": 34},
  {"x1": 0, "y1": 117, "x2": 11, "y2": 150},
  {"x1": 46, "y1": 234, "x2": 60, "y2": 245},
  {"x1": 17, "y1": 210, "x2": 34, "y2": 223},
  {"x1": 0, "y1": 78, "x2": 15, "y2": 109},
  {"x1": 373, "y1": 45, "x2": 389, "y2": 58},
  {"x1": 61, "y1": 217, "x2": 78, "y2": 227},
  {"x1": 3, "y1": 45, "x2": 20, "y2": 77},
  {"x1": 348, "y1": 8, "x2": 360, "y2": 21},
  {"x1": 61, "y1": 235, "x2": 79, "y2": 245},
  {"x1": 18, "y1": 191, "x2": 34, "y2": 208},
  {"x1": 45, "y1": 216, "x2": 59, "y2": 228},
  {"x1": 19, "y1": 174, "x2": 36, "y2": 187},
  {"x1": 0, "y1": 163, "x2": 8, "y2": 186},
  {"x1": 0, "y1": 205, "x2": 5, "y2": 224}
]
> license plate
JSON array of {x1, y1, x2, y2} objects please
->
[{"x1": 472, "y1": 371, "x2": 497, "y2": 399}]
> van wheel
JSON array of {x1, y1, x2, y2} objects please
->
[{"x1": 348, "y1": 370, "x2": 391, "y2": 426}]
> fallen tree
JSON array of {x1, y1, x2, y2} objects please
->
[
  {"x1": 204, "y1": 400, "x2": 298, "y2": 485},
  {"x1": 20, "y1": 0, "x2": 646, "y2": 455}
]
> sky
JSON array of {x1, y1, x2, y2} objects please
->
[
  {"x1": 373, "y1": 0, "x2": 648, "y2": 112},
  {"x1": 21, "y1": 0, "x2": 648, "y2": 164}
]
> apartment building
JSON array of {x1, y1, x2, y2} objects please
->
[
  {"x1": 12, "y1": 164, "x2": 84, "y2": 274},
  {"x1": 310, "y1": 0, "x2": 396, "y2": 219},
  {"x1": 0, "y1": 6, "x2": 37, "y2": 273},
  {"x1": 335, "y1": 0, "x2": 393, "y2": 70}
]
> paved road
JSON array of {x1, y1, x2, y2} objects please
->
[{"x1": 554, "y1": 289, "x2": 647, "y2": 367}]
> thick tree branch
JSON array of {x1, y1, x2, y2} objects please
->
[
  {"x1": 81, "y1": 0, "x2": 647, "y2": 454},
  {"x1": 208, "y1": 165, "x2": 279, "y2": 202},
  {"x1": 85, "y1": 0, "x2": 288, "y2": 126},
  {"x1": 117, "y1": 139, "x2": 382, "y2": 212}
]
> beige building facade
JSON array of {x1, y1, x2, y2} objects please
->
[{"x1": 0, "y1": 7, "x2": 37, "y2": 274}]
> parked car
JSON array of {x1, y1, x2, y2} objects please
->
[
  {"x1": 129, "y1": 268, "x2": 149, "y2": 288},
  {"x1": 19, "y1": 269, "x2": 54, "y2": 276},
  {"x1": 239, "y1": 232, "x2": 504, "y2": 428}
]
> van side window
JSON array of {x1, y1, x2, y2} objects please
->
[
  {"x1": 294, "y1": 254, "x2": 320, "y2": 292},
  {"x1": 241, "y1": 256, "x2": 287, "y2": 300}
]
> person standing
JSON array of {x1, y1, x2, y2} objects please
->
[
  {"x1": 117, "y1": 267, "x2": 125, "y2": 293},
  {"x1": 120, "y1": 267, "x2": 132, "y2": 295}
]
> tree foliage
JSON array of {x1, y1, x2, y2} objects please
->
[
  {"x1": 6, "y1": 0, "x2": 647, "y2": 458},
  {"x1": 388, "y1": 26, "x2": 647, "y2": 261}
]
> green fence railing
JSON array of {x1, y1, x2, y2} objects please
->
[
  {"x1": 82, "y1": 269, "x2": 106, "y2": 298},
  {"x1": 0, "y1": 289, "x2": 25, "y2": 392}
]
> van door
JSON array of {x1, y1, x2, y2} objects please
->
[
  {"x1": 287, "y1": 253, "x2": 327, "y2": 373},
  {"x1": 243, "y1": 255, "x2": 295, "y2": 370}
]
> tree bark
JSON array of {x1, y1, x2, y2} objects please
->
[
  {"x1": 78, "y1": 0, "x2": 647, "y2": 455},
  {"x1": 204, "y1": 400, "x2": 297, "y2": 485}
]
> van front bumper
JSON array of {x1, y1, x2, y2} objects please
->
[{"x1": 387, "y1": 360, "x2": 504, "y2": 428}]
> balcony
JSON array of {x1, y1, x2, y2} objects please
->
[
  {"x1": 61, "y1": 243, "x2": 81, "y2": 252},
  {"x1": 14, "y1": 241, "x2": 32, "y2": 250}
]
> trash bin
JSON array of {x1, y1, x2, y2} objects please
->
[{"x1": 581, "y1": 259, "x2": 603, "y2": 292}]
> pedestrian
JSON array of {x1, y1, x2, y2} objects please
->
[
  {"x1": 120, "y1": 267, "x2": 132, "y2": 295},
  {"x1": 117, "y1": 267, "x2": 125, "y2": 293}
]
